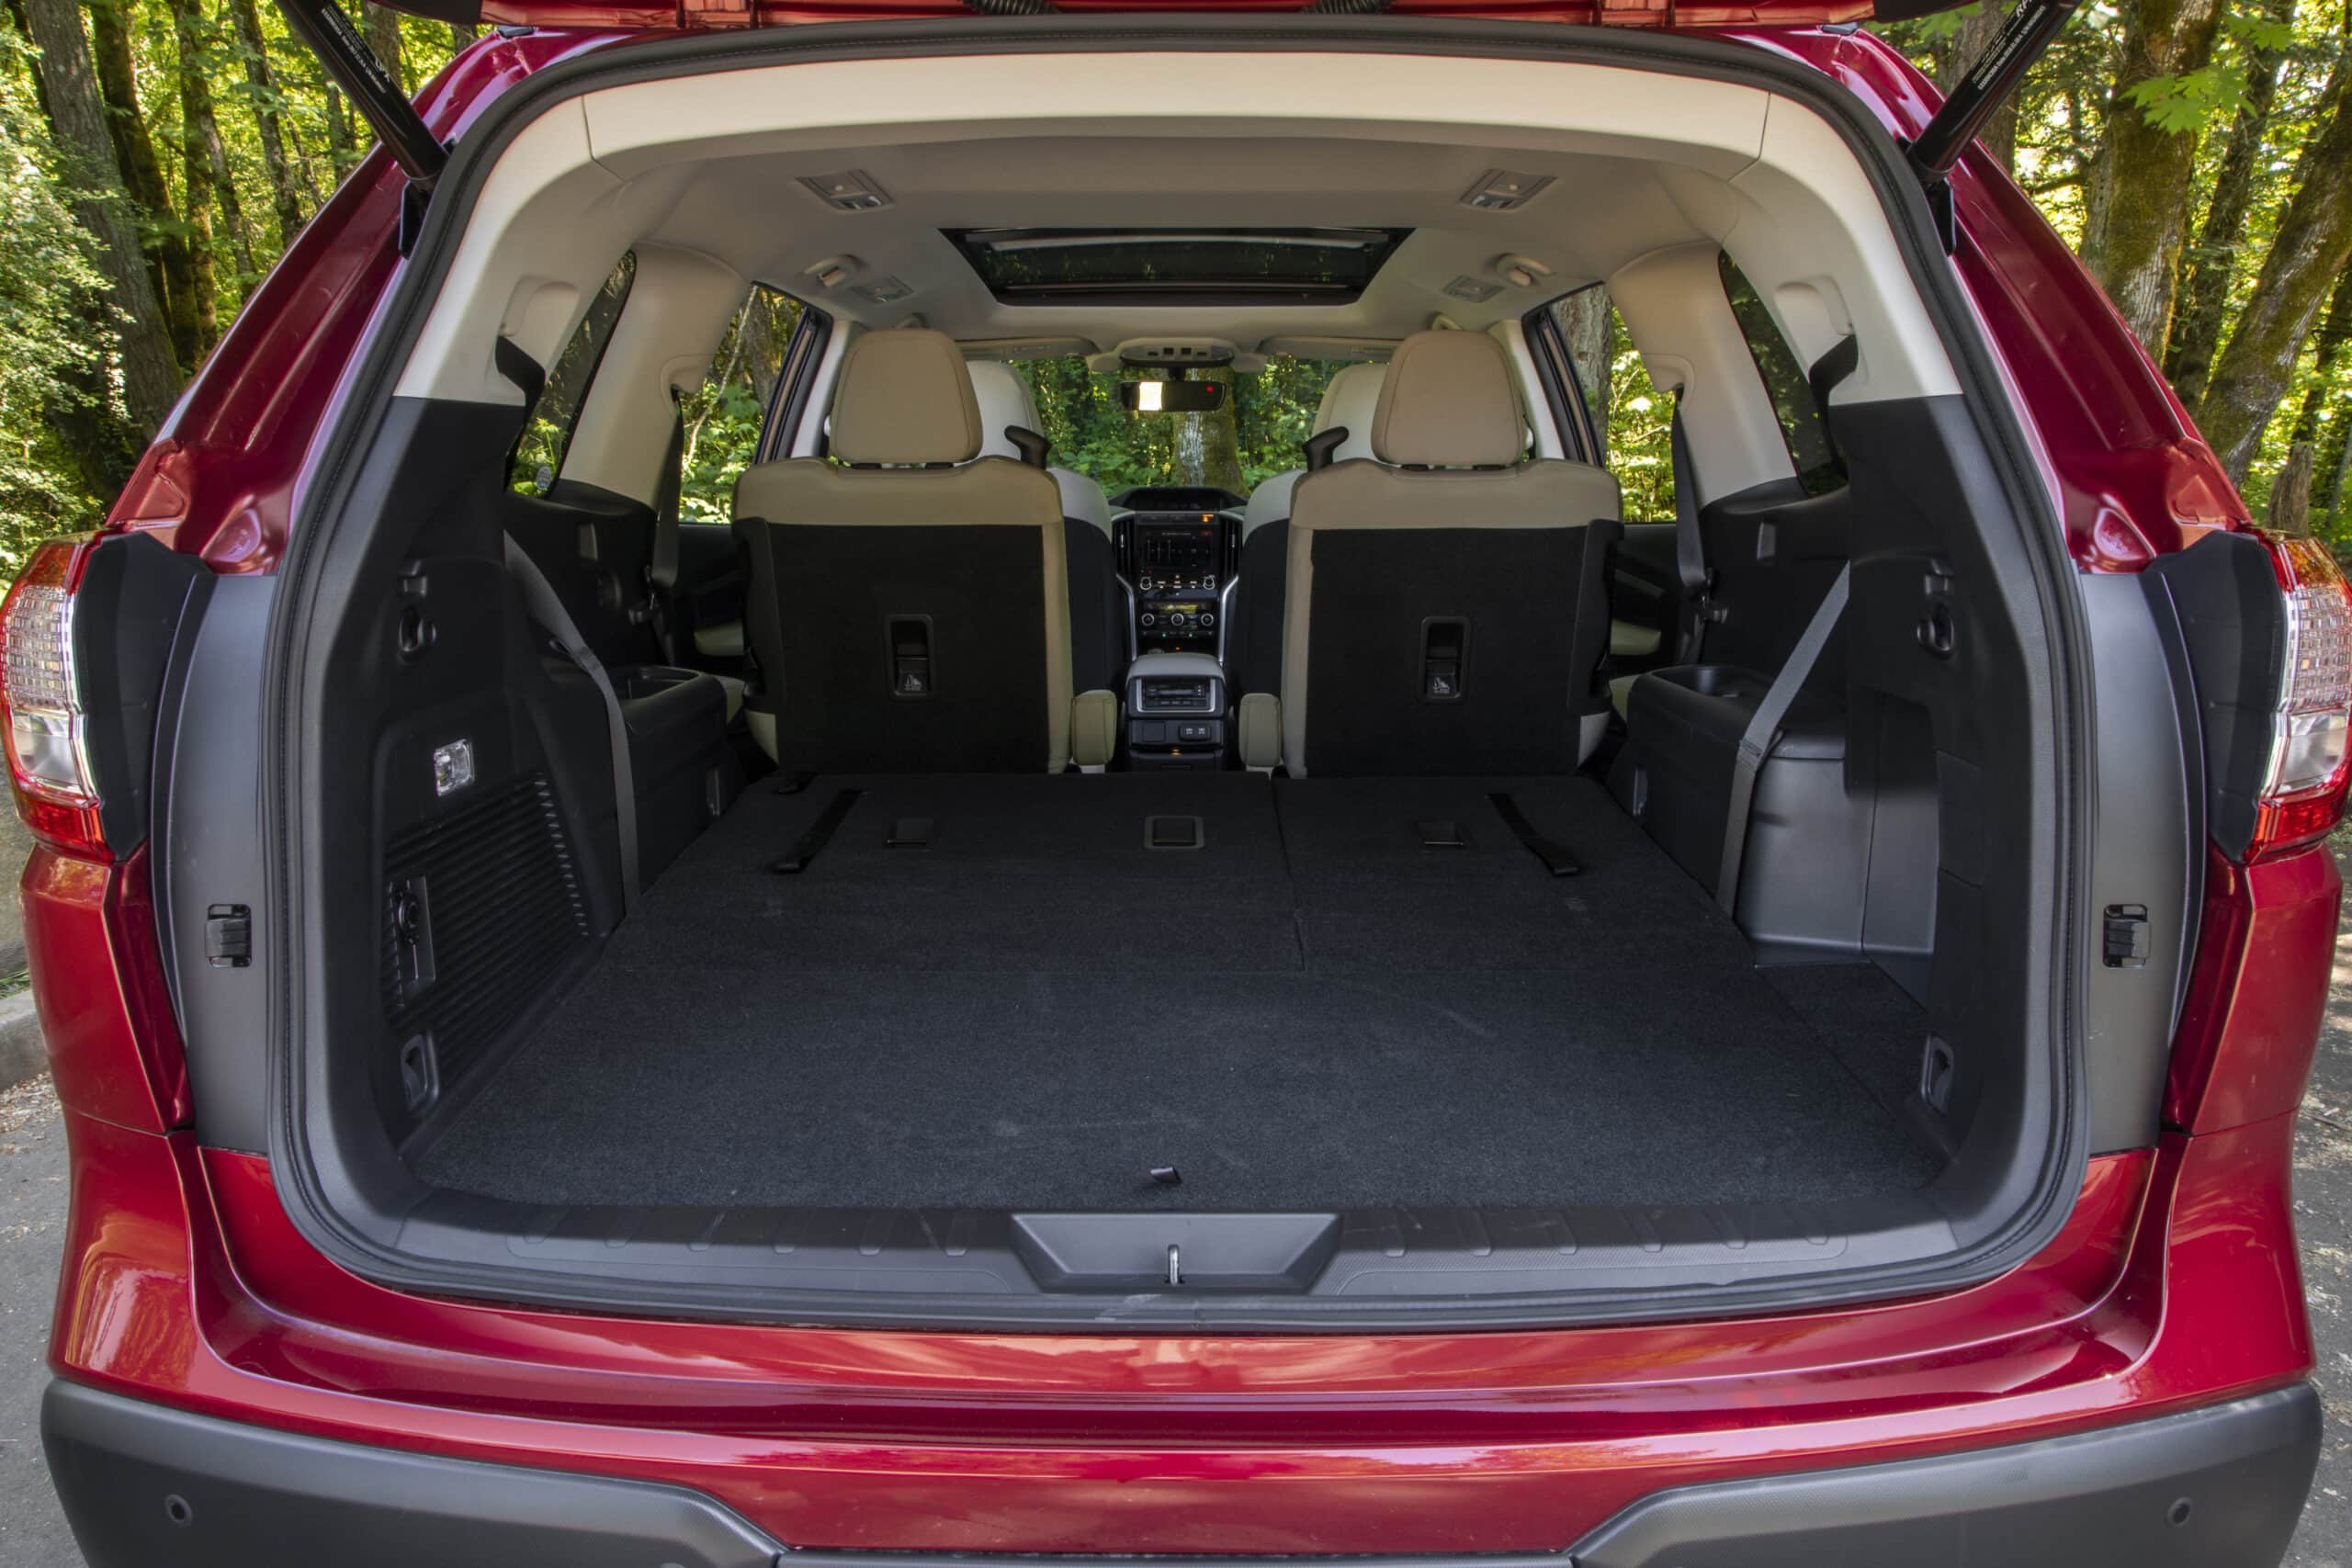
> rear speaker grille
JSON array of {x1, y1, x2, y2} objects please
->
[{"x1": 382, "y1": 772, "x2": 588, "y2": 1097}]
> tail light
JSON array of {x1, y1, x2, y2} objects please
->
[
  {"x1": 2250, "y1": 534, "x2": 2352, "y2": 859},
  {"x1": 0, "y1": 537, "x2": 108, "y2": 861}
]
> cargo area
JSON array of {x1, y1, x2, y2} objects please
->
[{"x1": 413, "y1": 773, "x2": 1937, "y2": 1213}]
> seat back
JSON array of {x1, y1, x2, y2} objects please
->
[
  {"x1": 968, "y1": 359, "x2": 1125, "y2": 694},
  {"x1": 1276, "y1": 331, "x2": 1622, "y2": 776},
  {"x1": 1234, "y1": 363, "x2": 1385, "y2": 697},
  {"x1": 733, "y1": 330, "x2": 1074, "y2": 773}
]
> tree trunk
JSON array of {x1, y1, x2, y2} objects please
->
[
  {"x1": 2081, "y1": 0, "x2": 2229, "y2": 355},
  {"x1": 2164, "y1": 0, "x2": 2296, "y2": 405},
  {"x1": 164, "y1": 0, "x2": 223, "y2": 356},
  {"x1": 176, "y1": 0, "x2": 259, "y2": 282},
  {"x1": 1559, "y1": 288, "x2": 1612, "y2": 457},
  {"x1": 2269, "y1": 443, "x2": 2315, "y2": 536},
  {"x1": 225, "y1": 0, "x2": 308, "y2": 243},
  {"x1": 85, "y1": 0, "x2": 201, "y2": 374},
  {"x1": 324, "y1": 85, "x2": 356, "y2": 181},
  {"x1": 2319, "y1": 412, "x2": 2351, "y2": 528},
  {"x1": 2289, "y1": 263, "x2": 2352, "y2": 445},
  {"x1": 2195, "y1": 65, "x2": 2352, "y2": 481},
  {"x1": 364, "y1": 3, "x2": 405, "y2": 94},
  {"x1": 18, "y1": 0, "x2": 184, "y2": 435},
  {"x1": 2292, "y1": 264, "x2": 2352, "y2": 526},
  {"x1": 1938, "y1": 0, "x2": 2020, "y2": 173},
  {"x1": 447, "y1": 19, "x2": 477, "y2": 48}
]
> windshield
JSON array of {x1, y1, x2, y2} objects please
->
[{"x1": 1001, "y1": 355, "x2": 1369, "y2": 496}]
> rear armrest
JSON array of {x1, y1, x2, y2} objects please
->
[
  {"x1": 1238, "y1": 693, "x2": 1281, "y2": 770},
  {"x1": 1070, "y1": 689, "x2": 1120, "y2": 767}
]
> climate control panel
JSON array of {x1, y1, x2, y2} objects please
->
[{"x1": 1125, "y1": 511, "x2": 1234, "y2": 654}]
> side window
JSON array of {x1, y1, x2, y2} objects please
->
[
  {"x1": 1717, "y1": 254, "x2": 1842, "y2": 496},
  {"x1": 1544, "y1": 285, "x2": 1675, "y2": 522},
  {"x1": 678, "y1": 286, "x2": 808, "y2": 523},
  {"x1": 511, "y1": 253, "x2": 636, "y2": 495}
]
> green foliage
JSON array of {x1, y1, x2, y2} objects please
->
[
  {"x1": 0, "y1": 41, "x2": 118, "y2": 570},
  {"x1": 678, "y1": 287, "x2": 803, "y2": 522},
  {"x1": 1009, "y1": 355, "x2": 1352, "y2": 497}
]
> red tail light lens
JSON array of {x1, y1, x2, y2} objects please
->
[
  {"x1": 2250, "y1": 535, "x2": 2352, "y2": 860},
  {"x1": 0, "y1": 537, "x2": 109, "y2": 860}
]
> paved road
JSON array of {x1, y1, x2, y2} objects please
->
[{"x1": 7, "y1": 910, "x2": 2352, "y2": 1564}]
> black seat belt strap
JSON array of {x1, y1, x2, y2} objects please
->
[
  {"x1": 1715, "y1": 563, "x2": 1849, "y2": 916},
  {"x1": 505, "y1": 536, "x2": 639, "y2": 911},
  {"x1": 643, "y1": 393, "x2": 686, "y2": 662},
  {"x1": 1670, "y1": 403, "x2": 1713, "y2": 664}
]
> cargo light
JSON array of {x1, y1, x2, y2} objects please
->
[
  {"x1": 2251, "y1": 534, "x2": 2352, "y2": 860},
  {"x1": 0, "y1": 537, "x2": 108, "y2": 860}
]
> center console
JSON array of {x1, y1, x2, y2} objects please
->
[
  {"x1": 1120, "y1": 508, "x2": 1238, "y2": 657},
  {"x1": 1125, "y1": 651, "x2": 1227, "y2": 771}
]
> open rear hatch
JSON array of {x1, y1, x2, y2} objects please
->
[{"x1": 200, "y1": 6, "x2": 2116, "y2": 1329}]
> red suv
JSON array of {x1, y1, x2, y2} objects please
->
[{"x1": 17, "y1": 0, "x2": 2337, "y2": 1562}]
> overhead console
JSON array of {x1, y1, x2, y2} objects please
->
[{"x1": 1114, "y1": 487, "x2": 1242, "y2": 659}]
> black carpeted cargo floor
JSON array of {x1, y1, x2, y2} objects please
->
[{"x1": 416, "y1": 773, "x2": 1937, "y2": 1211}]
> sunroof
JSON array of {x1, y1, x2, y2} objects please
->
[{"x1": 945, "y1": 228, "x2": 1411, "y2": 306}]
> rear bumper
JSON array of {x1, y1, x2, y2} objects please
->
[{"x1": 44, "y1": 1377, "x2": 2320, "y2": 1568}]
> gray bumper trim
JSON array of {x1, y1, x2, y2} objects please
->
[
  {"x1": 43, "y1": 1378, "x2": 2317, "y2": 1567},
  {"x1": 1572, "y1": 1382, "x2": 2320, "y2": 1567}
]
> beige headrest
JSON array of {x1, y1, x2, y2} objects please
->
[
  {"x1": 830, "y1": 330, "x2": 983, "y2": 465},
  {"x1": 1314, "y1": 362, "x2": 1386, "y2": 463},
  {"x1": 1370, "y1": 331, "x2": 1525, "y2": 468},
  {"x1": 967, "y1": 359, "x2": 1044, "y2": 462}
]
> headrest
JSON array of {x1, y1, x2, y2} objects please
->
[
  {"x1": 830, "y1": 329, "x2": 984, "y2": 465},
  {"x1": 1314, "y1": 362, "x2": 1386, "y2": 464},
  {"x1": 1370, "y1": 331, "x2": 1525, "y2": 468},
  {"x1": 967, "y1": 360, "x2": 1044, "y2": 462}
]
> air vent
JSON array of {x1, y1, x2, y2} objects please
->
[
  {"x1": 1461, "y1": 169, "x2": 1555, "y2": 211},
  {"x1": 798, "y1": 170, "x2": 891, "y2": 211},
  {"x1": 1442, "y1": 276, "x2": 1504, "y2": 303},
  {"x1": 853, "y1": 276, "x2": 914, "y2": 305}
]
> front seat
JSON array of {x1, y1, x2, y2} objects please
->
[
  {"x1": 967, "y1": 359, "x2": 1125, "y2": 694},
  {"x1": 732, "y1": 329, "x2": 1116, "y2": 773},
  {"x1": 1240, "y1": 330, "x2": 1623, "y2": 777},
  {"x1": 1231, "y1": 362, "x2": 1385, "y2": 698}
]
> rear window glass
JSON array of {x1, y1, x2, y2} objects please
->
[
  {"x1": 1001, "y1": 355, "x2": 1369, "y2": 496},
  {"x1": 947, "y1": 229, "x2": 1410, "y2": 307},
  {"x1": 511, "y1": 252, "x2": 635, "y2": 494},
  {"x1": 679, "y1": 287, "x2": 808, "y2": 523},
  {"x1": 1544, "y1": 286, "x2": 1675, "y2": 522},
  {"x1": 1719, "y1": 254, "x2": 1842, "y2": 496}
]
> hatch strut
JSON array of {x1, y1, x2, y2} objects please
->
[
  {"x1": 1906, "y1": 0, "x2": 2080, "y2": 253},
  {"x1": 275, "y1": 0, "x2": 447, "y2": 253}
]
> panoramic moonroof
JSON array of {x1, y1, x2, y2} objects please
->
[{"x1": 945, "y1": 228, "x2": 1412, "y2": 306}]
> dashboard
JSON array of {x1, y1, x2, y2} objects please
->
[{"x1": 1114, "y1": 487, "x2": 1243, "y2": 658}]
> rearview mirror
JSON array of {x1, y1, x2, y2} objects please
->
[{"x1": 1119, "y1": 379, "x2": 1226, "y2": 413}]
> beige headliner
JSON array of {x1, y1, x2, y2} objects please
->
[{"x1": 393, "y1": 48, "x2": 1961, "y2": 422}]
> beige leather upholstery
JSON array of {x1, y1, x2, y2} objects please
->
[
  {"x1": 1238, "y1": 692, "x2": 1283, "y2": 770},
  {"x1": 1278, "y1": 329, "x2": 1623, "y2": 777},
  {"x1": 829, "y1": 329, "x2": 984, "y2": 465},
  {"x1": 1069, "y1": 688, "x2": 1120, "y2": 767},
  {"x1": 1610, "y1": 619, "x2": 1663, "y2": 658},
  {"x1": 732, "y1": 329, "x2": 1078, "y2": 772},
  {"x1": 1369, "y1": 331, "x2": 1528, "y2": 468},
  {"x1": 1242, "y1": 362, "x2": 1386, "y2": 536},
  {"x1": 967, "y1": 359, "x2": 1114, "y2": 536}
]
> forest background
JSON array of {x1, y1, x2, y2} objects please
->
[{"x1": 4, "y1": 0, "x2": 2350, "y2": 562}]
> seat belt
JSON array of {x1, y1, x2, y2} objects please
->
[
  {"x1": 643, "y1": 394, "x2": 686, "y2": 663},
  {"x1": 505, "y1": 536, "x2": 639, "y2": 912},
  {"x1": 1669, "y1": 403, "x2": 1713, "y2": 663},
  {"x1": 1715, "y1": 563, "x2": 1849, "y2": 916}
]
